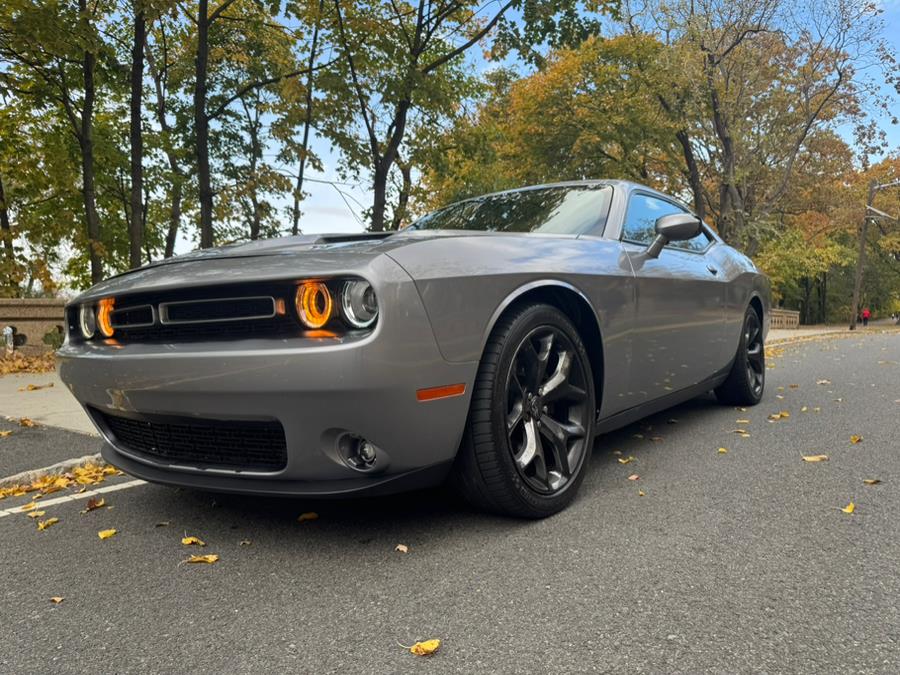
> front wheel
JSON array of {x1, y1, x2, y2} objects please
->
[
  {"x1": 450, "y1": 304, "x2": 596, "y2": 518},
  {"x1": 715, "y1": 305, "x2": 765, "y2": 406}
]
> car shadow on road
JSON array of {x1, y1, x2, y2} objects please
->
[{"x1": 135, "y1": 393, "x2": 727, "y2": 545}]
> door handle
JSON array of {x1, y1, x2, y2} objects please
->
[{"x1": 707, "y1": 264, "x2": 719, "y2": 275}]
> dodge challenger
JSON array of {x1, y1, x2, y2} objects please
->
[{"x1": 58, "y1": 180, "x2": 769, "y2": 518}]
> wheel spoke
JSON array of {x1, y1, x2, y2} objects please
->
[
  {"x1": 514, "y1": 418, "x2": 540, "y2": 471},
  {"x1": 539, "y1": 415, "x2": 584, "y2": 478},
  {"x1": 506, "y1": 401, "x2": 524, "y2": 432}
]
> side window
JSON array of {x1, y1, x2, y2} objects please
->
[{"x1": 622, "y1": 193, "x2": 711, "y2": 252}]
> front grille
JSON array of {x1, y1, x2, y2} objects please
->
[{"x1": 98, "y1": 410, "x2": 288, "y2": 471}]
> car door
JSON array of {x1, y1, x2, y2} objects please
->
[{"x1": 618, "y1": 192, "x2": 726, "y2": 406}]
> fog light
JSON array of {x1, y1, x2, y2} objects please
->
[{"x1": 342, "y1": 434, "x2": 379, "y2": 470}]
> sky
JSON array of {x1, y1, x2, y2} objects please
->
[{"x1": 222, "y1": 1, "x2": 900, "y2": 240}]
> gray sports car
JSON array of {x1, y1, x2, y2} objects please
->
[{"x1": 58, "y1": 180, "x2": 769, "y2": 517}]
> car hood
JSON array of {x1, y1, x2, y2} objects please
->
[{"x1": 70, "y1": 230, "x2": 469, "y2": 303}]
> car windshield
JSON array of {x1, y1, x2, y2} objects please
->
[{"x1": 407, "y1": 185, "x2": 612, "y2": 235}]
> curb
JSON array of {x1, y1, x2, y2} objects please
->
[{"x1": 0, "y1": 452, "x2": 102, "y2": 488}]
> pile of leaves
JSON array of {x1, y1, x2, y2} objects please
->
[
  {"x1": 0, "y1": 352, "x2": 57, "y2": 375},
  {"x1": 0, "y1": 462, "x2": 121, "y2": 500}
]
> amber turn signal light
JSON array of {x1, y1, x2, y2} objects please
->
[
  {"x1": 416, "y1": 383, "x2": 466, "y2": 402},
  {"x1": 97, "y1": 298, "x2": 115, "y2": 338},
  {"x1": 295, "y1": 281, "x2": 333, "y2": 329}
]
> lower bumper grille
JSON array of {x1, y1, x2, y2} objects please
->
[{"x1": 97, "y1": 410, "x2": 288, "y2": 471}]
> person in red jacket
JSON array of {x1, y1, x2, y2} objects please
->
[{"x1": 862, "y1": 307, "x2": 871, "y2": 327}]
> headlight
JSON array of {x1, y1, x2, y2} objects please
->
[
  {"x1": 79, "y1": 305, "x2": 97, "y2": 339},
  {"x1": 295, "y1": 281, "x2": 333, "y2": 329},
  {"x1": 341, "y1": 280, "x2": 378, "y2": 329},
  {"x1": 97, "y1": 298, "x2": 115, "y2": 337}
]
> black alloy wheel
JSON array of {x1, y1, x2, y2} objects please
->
[{"x1": 450, "y1": 303, "x2": 596, "y2": 518}]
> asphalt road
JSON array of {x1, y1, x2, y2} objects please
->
[{"x1": 1, "y1": 331, "x2": 899, "y2": 674}]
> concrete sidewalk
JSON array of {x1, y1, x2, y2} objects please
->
[
  {"x1": 0, "y1": 371, "x2": 95, "y2": 435},
  {"x1": 768, "y1": 319, "x2": 898, "y2": 344}
]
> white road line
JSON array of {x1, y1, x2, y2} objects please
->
[{"x1": 0, "y1": 479, "x2": 147, "y2": 519}]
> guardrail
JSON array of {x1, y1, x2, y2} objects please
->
[
  {"x1": 770, "y1": 308, "x2": 800, "y2": 330},
  {"x1": 0, "y1": 298, "x2": 66, "y2": 354}
]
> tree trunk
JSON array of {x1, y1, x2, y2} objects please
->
[
  {"x1": 79, "y1": 0, "x2": 103, "y2": 284},
  {"x1": 0, "y1": 170, "x2": 17, "y2": 294},
  {"x1": 129, "y1": 2, "x2": 146, "y2": 269},
  {"x1": 369, "y1": 99, "x2": 411, "y2": 232},
  {"x1": 849, "y1": 181, "x2": 876, "y2": 330},
  {"x1": 290, "y1": 0, "x2": 324, "y2": 236},
  {"x1": 164, "y1": 180, "x2": 183, "y2": 258},
  {"x1": 389, "y1": 160, "x2": 411, "y2": 230},
  {"x1": 195, "y1": 0, "x2": 214, "y2": 249},
  {"x1": 675, "y1": 130, "x2": 705, "y2": 221}
]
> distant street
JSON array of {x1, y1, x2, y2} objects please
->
[{"x1": 1, "y1": 330, "x2": 899, "y2": 673}]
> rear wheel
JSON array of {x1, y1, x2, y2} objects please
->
[
  {"x1": 450, "y1": 304, "x2": 595, "y2": 518},
  {"x1": 715, "y1": 305, "x2": 765, "y2": 406}
]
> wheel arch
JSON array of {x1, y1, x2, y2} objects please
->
[{"x1": 481, "y1": 281, "x2": 605, "y2": 415}]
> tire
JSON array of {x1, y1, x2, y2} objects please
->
[
  {"x1": 715, "y1": 305, "x2": 765, "y2": 406},
  {"x1": 450, "y1": 303, "x2": 596, "y2": 518}
]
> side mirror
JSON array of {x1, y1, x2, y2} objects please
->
[{"x1": 646, "y1": 213, "x2": 702, "y2": 258}]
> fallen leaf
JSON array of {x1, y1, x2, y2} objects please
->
[
  {"x1": 789, "y1": 384, "x2": 799, "y2": 389},
  {"x1": 850, "y1": 435, "x2": 863, "y2": 445},
  {"x1": 81, "y1": 497, "x2": 105, "y2": 514},
  {"x1": 18, "y1": 417, "x2": 37, "y2": 427},
  {"x1": 735, "y1": 419, "x2": 750, "y2": 424},
  {"x1": 395, "y1": 544, "x2": 409, "y2": 553},
  {"x1": 627, "y1": 474, "x2": 639, "y2": 481},
  {"x1": 20, "y1": 501, "x2": 38, "y2": 512},
  {"x1": 611, "y1": 450, "x2": 622, "y2": 456},
  {"x1": 817, "y1": 379, "x2": 831, "y2": 385},
  {"x1": 27, "y1": 510, "x2": 46, "y2": 519},
  {"x1": 181, "y1": 536, "x2": 206, "y2": 547},
  {"x1": 0, "y1": 430, "x2": 12, "y2": 437},
  {"x1": 239, "y1": 540, "x2": 252, "y2": 546},
  {"x1": 98, "y1": 529, "x2": 117, "y2": 540},
  {"x1": 841, "y1": 502, "x2": 855, "y2": 514},
  {"x1": 718, "y1": 447, "x2": 728, "y2": 454},
  {"x1": 638, "y1": 490, "x2": 645, "y2": 496},
  {"x1": 37, "y1": 517, "x2": 59, "y2": 531},
  {"x1": 863, "y1": 479, "x2": 881, "y2": 486},
  {"x1": 155, "y1": 521, "x2": 170, "y2": 528},
  {"x1": 50, "y1": 596, "x2": 64, "y2": 604},
  {"x1": 297, "y1": 512, "x2": 318, "y2": 523},
  {"x1": 617, "y1": 456, "x2": 635, "y2": 465},
  {"x1": 185, "y1": 554, "x2": 219, "y2": 564},
  {"x1": 650, "y1": 436, "x2": 663, "y2": 442},
  {"x1": 800, "y1": 406, "x2": 809, "y2": 412},
  {"x1": 802, "y1": 454, "x2": 829, "y2": 463},
  {"x1": 632, "y1": 433, "x2": 644, "y2": 439},
  {"x1": 19, "y1": 382, "x2": 54, "y2": 392},
  {"x1": 408, "y1": 639, "x2": 441, "y2": 657}
]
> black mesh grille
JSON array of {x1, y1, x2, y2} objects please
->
[{"x1": 98, "y1": 410, "x2": 287, "y2": 471}]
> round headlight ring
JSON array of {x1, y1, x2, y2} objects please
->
[
  {"x1": 341, "y1": 280, "x2": 378, "y2": 329},
  {"x1": 296, "y1": 281, "x2": 333, "y2": 329},
  {"x1": 97, "y1": 297, "x2": 115, "y2": 338},
  {"x1": 79, "y1": 305, "x2": 97, "y2": 339}
]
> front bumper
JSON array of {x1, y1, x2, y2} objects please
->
[{"x1": 57, "y1": 262, "x2": 477, "y2": 497}]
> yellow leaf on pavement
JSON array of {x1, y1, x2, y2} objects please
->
[
  {"x1": 802, "y1": 455, "x2": 829, "y2": 463},
  {"x1": 863, "y1": 479, "x2": 881, "y2": 485},
  {"x1": 408, "y1": 639, "x2": 441, "y2": 656},
  {"x1": 718, "y1": 447, "x2": 728, "y2": 454},
  {"x1": 50, "y1": 596, "x2": 64, "y2": 604},
  {"x1": 638, "y1": 490, "x2": 645, "y2": 496},
  {"x1": 617, "y1": 456, "x2": 635, "y2": 465},
  {"x1": 81, "y1": 497, "x2": 105, "y2": 514},
  {"x1": 27, "y1": 510, "x2": 46, "y2": 519},
  {"x1": 181, "y1": 536, "x2": 206, "y2": 547},
  {"x1": 185, "y1": 554, "x2": 219, "y2": 564},
  {"x1": 627, "y1": 474, "x2": 639, "y2": 481},
  {"x1": 18, "y1": 417, "x2": 38, "y2": 427},
  {"x1": 850, "y1": 435, "x2": 863, "y2": 444},
  {"x1": 735, "y1": 419, "x2": 750, "y2": 424},
  {"x1": 0, "y1": 430, "x2": 12, "y2": 437},
  {"x1": 395, "y1": 544, "x2": 409, "y2": 553},
  {"x1": 297, "y1": 512, "x2": 318, "y2": 523},
  {"x1": 37, "y1": 517, "x2": 59, "y2": 531},
  {"x1": 98, "y1": 529, "x2": 117, "y2": 540},
  {"x1": 841, "y1": 502, "x2": 855, "y2": 514}
]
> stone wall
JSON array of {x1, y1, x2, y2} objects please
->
[{"x1": 0, "y1": 298, "x2": 67, "y2": 354}]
